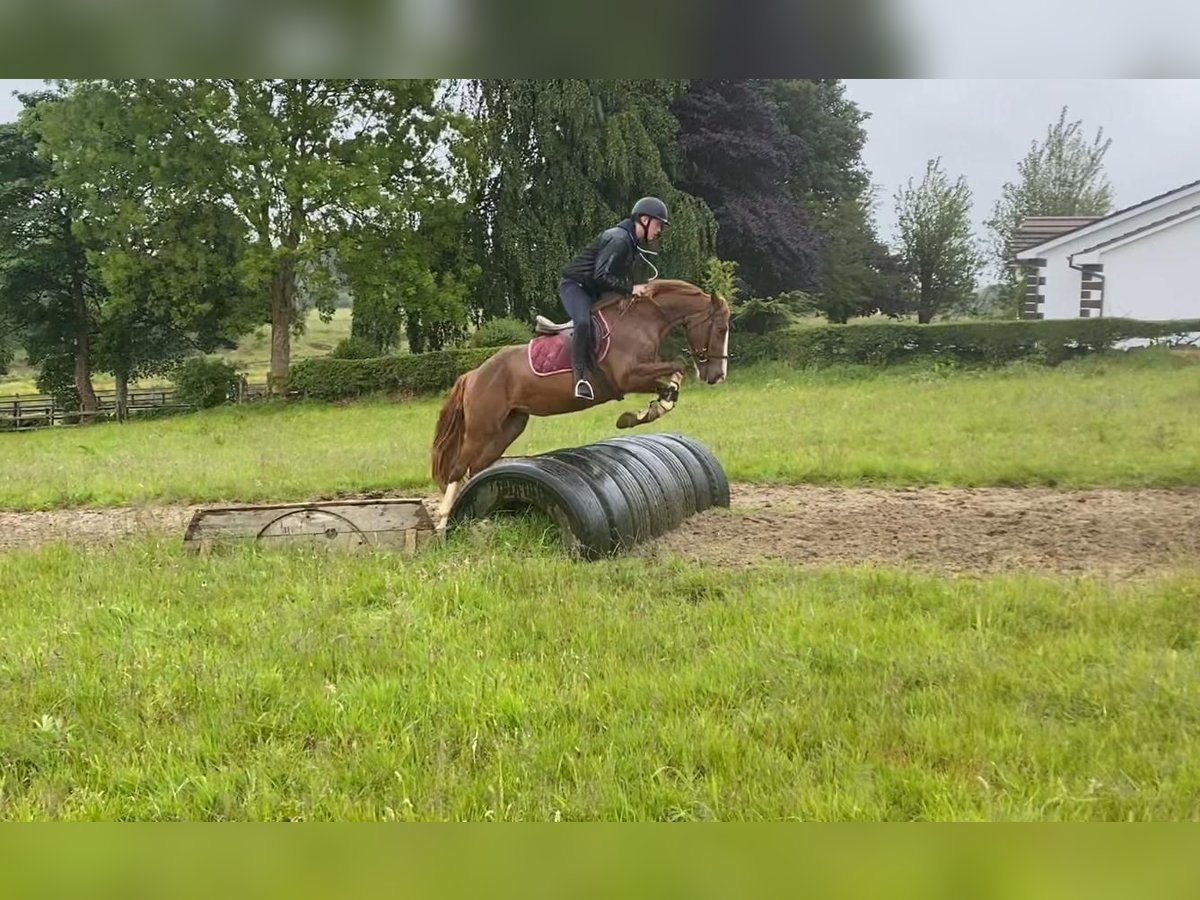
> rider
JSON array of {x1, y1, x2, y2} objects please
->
[{"x1": 559, "y1": 196, "x2": 669, "y2": 400}]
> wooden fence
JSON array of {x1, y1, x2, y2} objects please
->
[{"x1": 0, "y1": 381, "x2": 271, "y2": 431}]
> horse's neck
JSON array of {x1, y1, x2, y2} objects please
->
[{"x1": 646, "y1": 290, "x2": 704, "y2": 330}]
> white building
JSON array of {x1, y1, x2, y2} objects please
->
[{"x1": 1013, "y1": 180, "x2": 1200, "y2": 321}]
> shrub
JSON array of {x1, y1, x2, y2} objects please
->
[
  {"x1": 332, "y1": 336, "x2": 381, "y2": 360},
  {"x1": 731, "y1": 298, "x2": 795, "y2": 335},
  {"x1": 470, "y1": 317, "x2": 534, "y2": 348},
  {"x1": 172, "y1": 356, "x2": 243, "y2": 409},
  {"x1": 288, "y1": 346, "x2": 503, "y2": 401}
]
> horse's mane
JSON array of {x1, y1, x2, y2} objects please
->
[{"x1": 641, "y1": 278, "x2": 709, "y2": 299}]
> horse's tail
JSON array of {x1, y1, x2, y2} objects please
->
[{"x1": 431, "y1": 372, "x2": 469, "y2": 492}]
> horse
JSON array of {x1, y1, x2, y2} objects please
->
[{"x1": 429, "y1": 278, "x2": 731, "y2": 530}]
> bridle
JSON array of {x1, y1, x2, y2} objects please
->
[{"x1": 635, "y1": 289, "x2": 729, "y2": 365}]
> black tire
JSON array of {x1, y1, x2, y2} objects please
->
[
  {"x1": 584, "y1": 442, "x2": 679, "y2": 538},
  {"x1": 638, "y1": 434, "x2": 715, "y2": 512},
  {"x1": 541, "y1": 447, "x2": 642, "y2": 551},
  {"x1": 650, "y1": 433, "x2": 730, "y2": 509},
  {"x1": 602, "y1": 435, "x2": 699, "y2": 519},
  {"x1": 448, "y1": 457, "x2": 613, "y2": 559}
]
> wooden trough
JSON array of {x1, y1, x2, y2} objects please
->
[{"x1": 183, "y1": 498, "x2": 437, "y2": 553}]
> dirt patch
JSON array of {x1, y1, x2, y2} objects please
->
[
  {"x1": 635, "y1": 484, "x2": 1200, "y2": 576},
  {"x1": 2, "y1": 485, "x2": 1198, "y2": 576}
]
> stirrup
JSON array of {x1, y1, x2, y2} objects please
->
[{"x1": 574, "y1": 379, "x2": 594, "y2": 401}]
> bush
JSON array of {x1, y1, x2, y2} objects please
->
[
  {"x1": 731, "y1": 298, "x2": 795, "y2": 335},
  {"x1": 470, "y1": 317, "x2": 534, "y2": 348},
  {"x1": 288, "y1": 346, "x2": 503, "y2": 401},
  {"x1": 732, "y1": 317, "x2": 1200, "y2": 369},
  {"x1": 332, "y1": 336, "x2": 381, "y2": 360},
  {"x1": 172, "y1": 356, "x2": 243, "y2": 409}
]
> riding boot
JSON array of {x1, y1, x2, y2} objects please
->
[{"x1": 572, "y1": 320, "x2": 594, "y2": 400}]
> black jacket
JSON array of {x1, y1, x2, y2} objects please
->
[{"x1": 561, "y1": 218, "x2": 642, "y2": 299}]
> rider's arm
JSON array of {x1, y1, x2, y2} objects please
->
[{"x1": 592, "y1": 231, "x2": 634, "y2": 295}]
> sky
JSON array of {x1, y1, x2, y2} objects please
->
[{"x1": 3, "y1": 78, "x2": 1197, "y2": 277}]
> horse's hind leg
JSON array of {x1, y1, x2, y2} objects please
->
[
  {"x1": 437, "y1": 411, "x2": 529, "y2": 533},
  {"x1": 467, "y1": 411, "x2": 529, "y2": 476}
]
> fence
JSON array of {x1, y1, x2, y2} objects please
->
[{"x1": 0, "y1": 381, "x2": 271, "y2": 431}]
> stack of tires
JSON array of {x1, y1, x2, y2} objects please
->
[{"x1": 447, "y1": 433, "x2": 730, "y2": 560}]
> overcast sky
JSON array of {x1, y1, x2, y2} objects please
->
[{"x1": 4, "y1": 78, "x2": 1196, "y2": 276}]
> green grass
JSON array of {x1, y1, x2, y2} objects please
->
[
  {"x1": 2, "y1": 351, "x2": 1199, "y2": 511},
  {"x1": 0, "y1": 533, "x2": 1197, "y2": 821},
  {"x1": 0, "y1": 308, "x2": 354, "y2": 397}
]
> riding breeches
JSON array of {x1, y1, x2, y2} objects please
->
[{"x1": 559, "y1": 278, "x2": 595, "y2": 380}]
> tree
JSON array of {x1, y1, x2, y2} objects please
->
[
  {"x1": 0, "y1": 99, "x2": 103, "y2": 416},
  {"x1": 27, "y1": 81, "x2": 264, "y2": 415},
  {"x1": 986, "y1": 106, "x2": 1114, "y2": 281},
  {"x1": 762, "y1": 79, "x2": 872, "y2": 224},
  {"x1": 0, "y1": 312, "x2": 15, "y2": 375},
  {"x1": 761, "y1": 79, "x2": 903, "y2": 324},
  {"x1": 36, "y1": 79, "x2": 460, "y2": 393},
  {"x1": 89, "y1": 200, "x2": 259, "y2": 418},
  {"x1": 893, "y1": 158, "x2": 983, "y2": 324},
  {"x1": 464, "y1": 79, "x2": 716, "y2": 322},
  {"x1": 671, "y1": 79, "x2": 825, "y2": 298}
]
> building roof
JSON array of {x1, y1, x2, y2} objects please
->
[
  {"x1": 1076, "y1": 203, "x2": 1200, "y2": 255},
  {"x1": 1015, "y1": 178, "x2": 1200, "y2": 259},
  {"x1": 1012, "y1": 216, "x2": 1100, "y2": 255}
]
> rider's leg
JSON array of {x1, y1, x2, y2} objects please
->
[{"x1": 559, "y1": 278, "x2": 595, "y2": 400}]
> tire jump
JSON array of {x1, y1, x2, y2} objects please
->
[{"x1": 445, "y1": 433, "x2": 730, "y2": 560}]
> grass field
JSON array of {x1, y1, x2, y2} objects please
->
[
  {"x1": 0, "y1": 308, "x2": 353, "y2": 397},
  {"x1": 2, "y1": 350, "x2": 1198, "y2": 511},
  {"x1": 1, "y1": 531, "x2": 1197, "y2": 821},
  {"x1": 2, "y1": 349, "x2": 1198, "y2": 821}
]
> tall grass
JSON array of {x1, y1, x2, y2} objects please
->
[
  {"x1": 0, "y1": 535, "x2": 1197, "y2": 821},
  {"x1": 3, "y1": 352, "x2": 1198, "y2": 510}
]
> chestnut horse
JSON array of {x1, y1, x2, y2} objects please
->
[{"x1": 430, "y1": 278, "x2": 731, "y2": 529}]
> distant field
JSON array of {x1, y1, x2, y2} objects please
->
[
  {"x1": 2, "y1": 350, "x2": 1198, "y2": 511},
  {"x1": 0, "y1": 308, "x2": 354, "y2": 397}
]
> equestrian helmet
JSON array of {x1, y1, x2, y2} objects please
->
[{"x1": 631, "y1": 196, "x2": 670, "y2": 225}]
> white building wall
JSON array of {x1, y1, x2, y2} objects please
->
[
  {"x1": 1099, "y1": 213, "x2": 1200, "y2": 320},
  {"x1": 1038, "y1": 251, "x2": 1082, "y2": 319},
  {"x1": 1019, "y1": 184, "x2": 1200, "y2": 321}
]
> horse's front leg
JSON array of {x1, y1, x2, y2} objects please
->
[{"x1": 615, "y1": 363, "x2": 684, "y2": 429}]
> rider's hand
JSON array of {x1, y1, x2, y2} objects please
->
[{"x1": 632, "y1": 283, "x2": 647, "y2": 295}]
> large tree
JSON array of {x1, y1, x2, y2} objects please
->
[
  {"x1": 465, "y1": 79, "x2": 716, "y2": 321},
  {"x1": 0, "y1": 100, "x2": 103, "y2": 416},
  {"x1": 671, "y1": 79, "x2": 825, "y2": 299},
  {"x1": 762, "y1": 79, "x2": 906, "y2": 323},
  {"x1": 37, "y1": 79, "x2": 460, "y2": 393},
  {"x1": 986, "y1": 106, "x2": 1114, "y2": 281},
  {"x1": 894, "y1": 158, "x2": 983, "y2": 324}
]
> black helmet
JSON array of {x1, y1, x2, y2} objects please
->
[{"x1": 631, "y1": 196, "x2": 669, "y2": 225}]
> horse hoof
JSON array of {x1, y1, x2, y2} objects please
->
[{"x1": 616, "y1": 412, "x2": 640, "y2": 429}]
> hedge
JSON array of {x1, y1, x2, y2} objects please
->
[
  {"x1": 288, "y1": 346, "x2": 502, "y2": 401},
  {"x1": 733, "y1": 317, "x2": 1200, "y2": 368},
  {"x1": 288, "y1": 316, "x2": 1200, "y2": 402}
]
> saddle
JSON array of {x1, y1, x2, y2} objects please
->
[
  {"x1": 527, "y1": 308, "x2": 613, "y2": 377},
  {"x1": 534, "y1": 292, "x2": 625, "y2": 336}
]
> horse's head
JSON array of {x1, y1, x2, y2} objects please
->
[
  {"x1": 637, "y1": 279, "x2": 731, "y2": 384},
  {"x1": 679, "y1": 288, "x2": 731, "y2": 385}
]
